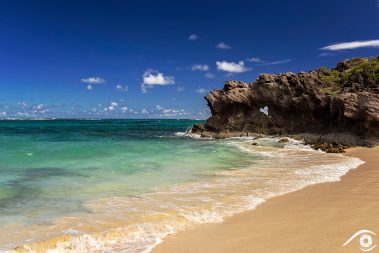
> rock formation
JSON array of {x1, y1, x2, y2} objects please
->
[{"x1": 192, "y1": 57, "x2": 379, "y2": 147}]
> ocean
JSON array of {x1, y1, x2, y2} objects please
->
[{"x1": 0, "y1": 119, "x2": 363, "y2": 252}]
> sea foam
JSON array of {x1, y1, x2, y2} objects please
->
[
  {"x1": 1, "y1": 130, "x2": 364, "y2": 253},
  {"x1": 12, "y1": 139, "x2": 364, "y2": 253}
]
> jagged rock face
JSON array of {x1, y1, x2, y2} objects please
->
[
  {"x1": 193, "y1": 57, "x2": 379, "y2": 138},
  {"x1": 332, "y1": 92, "x2": 379, "y2": 135}
]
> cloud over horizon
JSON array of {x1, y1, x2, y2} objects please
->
[
  {"x1": 321, "y1": 39, "x2": 379, "y2": 51},
  {"x1": 216, "y1": 61, "x2": 250, "y2": 73}
]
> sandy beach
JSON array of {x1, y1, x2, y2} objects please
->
[{"x1": 153, "y1": 146, "x2": 379, "y2": 253}]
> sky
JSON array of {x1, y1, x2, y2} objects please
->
[{"x1": 0, "y1": 0, "x2": 379, "y2": 119}]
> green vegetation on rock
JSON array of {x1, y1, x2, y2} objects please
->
[
  {"x1": 318, "y1": 56, "x2": 379, "y2": 96},
  {"x1": 319, "y1": 87, "x2": 338, "y2": 97}
]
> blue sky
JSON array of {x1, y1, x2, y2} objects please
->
[{"x1": 0, "y1": 0, "x2": 378, "y2": 119}]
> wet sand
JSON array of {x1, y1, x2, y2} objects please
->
[{"x1": 153, "y1": 146, "x2": 379, "y2": 253}]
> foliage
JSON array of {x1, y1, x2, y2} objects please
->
[
  {"x1": 318, "y1": 67, "x2": 341, "y2": 95},
  {"x1": 320, "y1": 69, "x2": 341, "y2": 85},
  {"x1": 319, "y1": 87, "x2": 339, "y2": 97},
  {"x1": 318, "y1": 57, "x2": 379, "y2": 96},
  {"x1": 343, "y1": 59, "x2": 379, "y2": 82}
]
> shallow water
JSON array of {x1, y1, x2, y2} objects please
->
[{"x1": 0, "y1": 119, "x2": 363, "y2": 252}]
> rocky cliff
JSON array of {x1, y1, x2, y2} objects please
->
[{"x1": 192, "y1": 57, "x2": 379, "y2": 146}]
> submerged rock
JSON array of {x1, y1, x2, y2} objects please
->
[
  {"x1": 192, "y1": 57, "x2": 379, "y2": 151},
  {"x1": 303, "y1": 139, "x2": 348, "y2": 153},
  {"x1": 278, "y1": 138, "x2": 289, "y2": 143}
]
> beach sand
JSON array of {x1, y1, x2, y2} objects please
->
[{"x1": 152, "y1": 146, "x2": 379, "y2": 253}]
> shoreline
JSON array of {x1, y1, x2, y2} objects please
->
[
  {"x1": 152, "y1": 146, "x2": 379, "y2": 253},
  {"x1": 6, "y1": 142, "x2": 375, "y2": 252}
]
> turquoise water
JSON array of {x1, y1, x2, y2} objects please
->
[
  {"x1": 0, "y1": 119, "x2": 258, "y2": 226},
  {"x1": 0, "y1": 119, "x2": 363, "y2": 252}
]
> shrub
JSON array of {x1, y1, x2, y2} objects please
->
[
  {"x1": 319, "y1": 68, "x2": 341, "y2": 85},
  {"x1": 320, "y1": 87, "x2": 339, "y2": 97},
  {"x1": 343, "y1": 60, "x2": 379, "y2": 83}
]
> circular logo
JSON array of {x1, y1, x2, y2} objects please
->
[
  {"x1": 360, "y1": 234, "x2": 373, "y2": 249},
  {"x1": 342, "y1": 229, "x2": 376, "y2": 252}
]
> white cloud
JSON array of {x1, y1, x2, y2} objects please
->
[
  {"x1": 34, "y1": 109, "x2": 49, "y2": 114},
  {"x1": 216, "y1": 42, "x2": 231, "y2": 49},
  {"x1": 86, "y1": 84, "x2": 93, "y2": 90},
  {"x1": 128, "y1": 108, "x2": 138, "y2": 114},
  {"x1": 104, "y1": 101, "x2": 118, "y2": 112},
  {"x1": 141, "y1": 108, "x2": 149, "y2": 114},
  {"x1": 121, "y1": 107, "x2": 128, "y2": 112},
  {"x1": 247, "y1": 57, "x2": 264, "y2": 63},
  {"x1": 18, "y1": 102, "x2": 27, "y2": 108},
  {"x1": 205, "y1": 72, "x2": 215, "y2": 78},
  {"x1": 195, "y1": 88, "x2": 207, "y2": 94},
  {"x1": 319, "y1": 52, "x2": 333, "y2": 57},
  {"x1": 33, "y1": 104, "x2": 45, "y2": 110},
  {"x1": 321, "y1": 39, "x2": 379, "y2": 51},
  {"x1": 0, "y1": 111, "x2": 6, "y2": 117},
  {"x1": 156, "y1": 105, "x2": 163, "y2": 110},
  {"x1": 143, "y1": 70, "x2": 174, "y2": 85},
  {"x1": 158, "y1": 108, "x2": 189, "y2": 118},
  {"x1": 163, "y1": 109, "x2": 177, "y2": 113},
  {"x1": 80, "y1": 77, "x2": 105, "y2": 84},
  {"x1": 191, "y1": 64, "x2": 209, "y2": 71},
  {"x1": 188, "y1": 34, "x2": 198, "y2": 40},
  {"x1": 176, "y1": 86, "x2": 185, "y2": 92},
  {"x1": 116, "y1": 84, "x2": 128, "y2": 92},
  {"x1": 17, "y1": 112, "x2": 30, "y2": 117},
  {"x1": 216, "y1": 61, "x2": 250, "y2": 73},
  {"x1": 260, "y1": 59, "x2": 292, "y2": 65},
  {"x1": 246, "y1": 57, "x2": 292, "y2": 65},
  {"x1": 141, "y1": 70, "x2": 175, "y2": 93}
]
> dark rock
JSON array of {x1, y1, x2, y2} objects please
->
[
  {"x1": 303, "y1": 139, "x2": 348, "y2": 153},
  {"x1": 192, "y1": 57, "x2": 379, "y2": 148}
]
